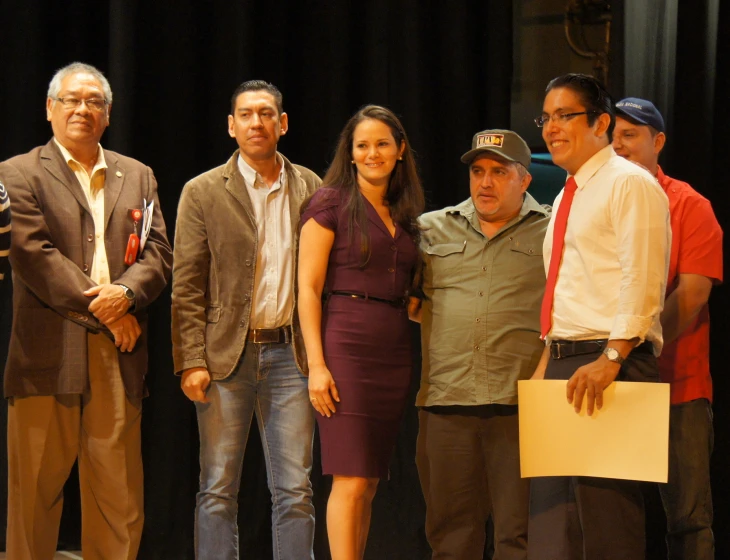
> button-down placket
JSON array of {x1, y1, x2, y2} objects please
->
[{"x1": 464, "y1": 215, "x2": 494, "y2": 403}]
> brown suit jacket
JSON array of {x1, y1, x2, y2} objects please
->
[
  {"x1": 171, "y1": 151, "x2": 320, "y2": 379},
  {"x1": 0, "y1": 140, "x2": 173, "y2": 399}
]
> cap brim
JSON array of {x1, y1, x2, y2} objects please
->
[{"x1": 460, "y1": 147, "x2": 520, "y2": 165}]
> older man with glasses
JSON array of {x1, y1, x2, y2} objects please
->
[{"x1": 0, "y1": 62, "x2": 172, "y2": 560}]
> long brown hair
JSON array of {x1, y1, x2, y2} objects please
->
[{"x1": 319, "y1": 105, "x2": 424, "y2": 265}]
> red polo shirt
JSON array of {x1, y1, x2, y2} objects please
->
[{"x1": 656, "y1": 167, "x2": 723, "y2": 404}]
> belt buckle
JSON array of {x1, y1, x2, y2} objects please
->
[
  {"x1": 550, "y1": 342, "x2": 563, "y2": 360},
  {"x1": 251, "y1": 328, "x2": 279, "y2": 344}
]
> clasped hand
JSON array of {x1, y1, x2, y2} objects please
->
[
  {"x1": 84, "y1": 284, "x2": 140, "y2": 351},
  {"x1": 565, "y1": 355, "x2": 621, "y2": 416},
  {"x1": 85, "y1": 283, "x2": 130, "y2": 324},
  {"x1": 106, "y1": 314, "x2": 141, "y2": 352}
]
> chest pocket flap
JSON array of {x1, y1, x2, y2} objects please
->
[
  {"x1": 424, "y1": 241, "x2": 467, "y2": 257},
  {"x1": 509, "y1": 238, "x2": 543, "y2": 256},
  {"x1": 423, "y1": 240, "x2": 467, "y2": 288}
]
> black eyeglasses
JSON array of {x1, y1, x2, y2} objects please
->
[{"x1": 534, "y1": 111, "x2": 597, "y2": 128}]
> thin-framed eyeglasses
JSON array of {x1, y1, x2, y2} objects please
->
[
  {"x1": 54, "y1": 97, "x2": 108, "y2": 112},
  {"x1": 534, "y1": 111, "x2": 597, "y2": 128}
]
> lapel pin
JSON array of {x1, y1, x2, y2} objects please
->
[{"x1": 116, "y1": 171, "x2": 123, "y2": 178}]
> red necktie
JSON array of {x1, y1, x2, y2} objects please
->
[{"x1": 540, "y1": 177, "x2": 578, "y2": 339}]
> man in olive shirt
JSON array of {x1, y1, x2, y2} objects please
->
[{"x1": 416, "y1": 129, "x2": 550, "y2": 560}]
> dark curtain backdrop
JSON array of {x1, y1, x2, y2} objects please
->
[
  {"x1": 0, "y1": 1, "x2": 513, "y2": 559},
  {"x1": 0, "y1": 1, "x2": 729, "y2": 559}
]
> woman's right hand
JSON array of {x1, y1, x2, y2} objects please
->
[{"x1": 308, "y1": 364, "x2": 340, "y2": 417}]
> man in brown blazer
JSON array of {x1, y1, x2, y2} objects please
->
[
  {"x1": 172, "y1": 80, "x2": 320, "y2": 559},
  {"x1": 0, "y1": 62, "x2": 172, "y2": 560}
]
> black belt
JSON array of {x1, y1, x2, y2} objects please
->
[
  {"x1": 549, "y1": 338, "x2": 653, "y2": 359},
  {"x1": 329, "y1": 291, "x2": 406, "y2": 308},
  {"x1": 247, "y1": 325, "x2": 292, "y2": 344}
]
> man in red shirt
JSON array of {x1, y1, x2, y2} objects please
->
[{"x1": 613, "y1": 97, "x2": 723, "y2": 560}]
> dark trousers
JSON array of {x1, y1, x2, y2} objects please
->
[
  {"x1": 659, "y1": 398, "x2": 715, "y2": 560},
  {"x1": 416, "y1": 406, "x2": 529, "y2": 560},
  {"x1": 527, "y1": 348, "x2": 659, "y2": 560}
]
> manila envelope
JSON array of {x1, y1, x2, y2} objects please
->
[{"x1": 518, "y1": 380, "x2": 670, "y2": 483}]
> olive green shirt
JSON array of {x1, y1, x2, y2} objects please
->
[{"x1": 417, "y1": 193, "x2": 551, "y2": 406}]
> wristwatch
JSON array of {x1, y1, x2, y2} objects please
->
[
  {"x1": 602, "y1": 347, "x2": 625, "y2": 365},
  {"x1": 118, "y1": 284, "x2": 136, "y2": 308}
]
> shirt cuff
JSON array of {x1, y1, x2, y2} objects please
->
[{"x1": 609, "y1": 314, "x2": 654, "y2": 342}]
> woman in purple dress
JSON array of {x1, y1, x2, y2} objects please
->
[{"x1": 298, "y1": 105, "x2": 424, "y2": 559}]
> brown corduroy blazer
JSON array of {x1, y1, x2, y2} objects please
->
[
  {"x1": 171, "y1": 151, "x2": 321, "y2": 380},
  {"x1": 1, "y1": 140, "x2": 173, "y2": 399}
]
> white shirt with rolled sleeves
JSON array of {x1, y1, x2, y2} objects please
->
[{"x1": 543, "y1": 145, "x2": 671, "y2": 354}]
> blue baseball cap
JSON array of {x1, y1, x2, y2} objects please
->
[{"x1": 615, "y1": 97, "x2": 665, "y2": 133}]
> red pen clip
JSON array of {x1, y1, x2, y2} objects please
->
[{"x1": 125, "y1": 209, "x2": 143, "y2": 265}]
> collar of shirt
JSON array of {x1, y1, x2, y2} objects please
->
[
  {"x1": 54, "y1": 138, "x2": 108, "y2": 177},
  {"x1": 447, "y1": 192, "x2": 549, "y2": 235},
  {"x1": 656, "y1": 165, "x2": 671, "y2": 191},
  {"x1": 570, "y1": 144, "x2": 614, "y2": 190},
  {"x1": 237, "y1": 152, "x2": 286, "y2": 191}
]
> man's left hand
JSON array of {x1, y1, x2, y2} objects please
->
[
  {"x1": 566, "y1": 355, "x2": 621, "y2": 416},
  {"x1": 106, "y1": 313, "x2": 142, "y2": 352},
  {"x1": 85, "y1": 284, "x2": 130, "y2": 324}
]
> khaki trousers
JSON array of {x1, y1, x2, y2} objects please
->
[{"x1": 6, "y1": 333, "x2": 144, "y2": 560}]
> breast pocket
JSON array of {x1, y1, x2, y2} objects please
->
[
  {"x1": 423, "y1": 241, "x2": 467, "y2": 289},
  {"x1": 505, "y1": 238, "x2": 544, "y2": 286},
  {"x1": 509, "y1": 238, "x2": 543, "y2": 258}
]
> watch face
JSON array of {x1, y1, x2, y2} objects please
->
[{"x1": 605, "y1": 348, "x2": 620, "y2": 361}]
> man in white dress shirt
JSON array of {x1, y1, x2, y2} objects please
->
[{"x1": 527, "y1": 73, "x2": 671, "y2": 560}]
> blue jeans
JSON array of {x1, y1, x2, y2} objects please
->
[
  {"x1": 195, "y1": 342, "x2": 315, "y2": 560},
  {"x1": 658, "y1": 398, "x2": 714, "y2": 560}
]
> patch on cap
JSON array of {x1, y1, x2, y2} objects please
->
[
  {"x1": 476, "y1": 133, "x2": 504, "y2": 149},
  {"x1": 616, "y1": 101, "x2": 644, "y2": 110}
]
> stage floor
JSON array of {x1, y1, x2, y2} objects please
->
[{"x1": 0, "y1": 553, "x2": 82, "y2": 559}]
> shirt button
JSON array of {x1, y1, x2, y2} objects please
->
[
  {"x1": 83, "y1": 264, "x2": 89, "y2": 272},
  {"x1": 388, "y1": 267, "x2": 395, "y2": 273},
  {"x1": 474, "y1": 345, "x2": 480, "y2": 350},
  {"x1": 482, "y1": 266, "x2": 487, "y2": 271},
  {"x1": 476, "y1": 318, "x2": 480, "y2": 322},
  {"x1": 87, "y1": 234, "x2": 93, "y2": 242},
  {"x1": 245, "y1": 260, "x2": 251, "y2": 266},
  {"x1": 508, "y1": 236, "x2": 513, "y2": 241},
  {"x1": 529, "y1": 249, "x2": 534, "y2": 254},
  {"x1": 478, "y1": 291, "x2": 484, "y2": 296},
  {"x1": 391, "y1": 245, "x2": 397, "y2": 251}
]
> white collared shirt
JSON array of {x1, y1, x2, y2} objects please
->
[
  {"x1": 543, "y1": 145, "x2": 671, "y2": 354},
  {"x1": 54, "y1": 138, "x2": 110, "y2": 285},
  {"x1": 237, "y1": 153, "x2": 293, "y2": 330}
]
